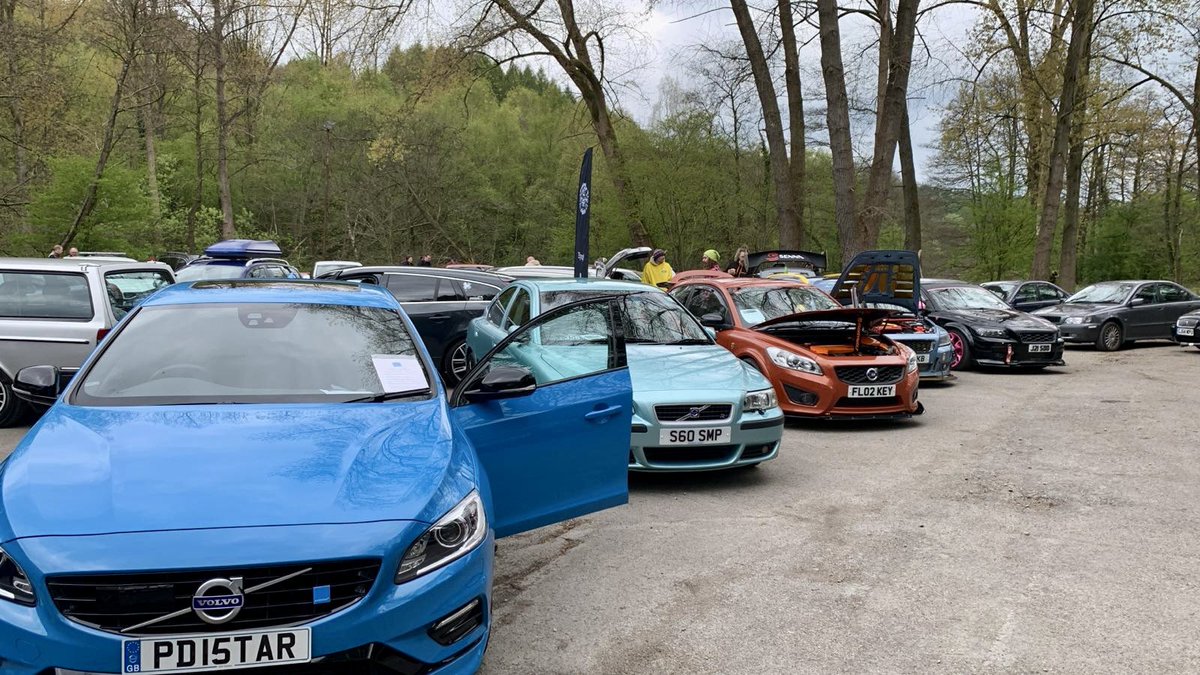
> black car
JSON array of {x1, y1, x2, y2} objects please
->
[
  {"x1": 921, "y1": 279, "x2": 1065, "y2": 370},
  {"x1": 981, "y1": 279, "x2": 1069, "y2": 312},
  {"x1": 1174, "y1": 309, "x2": 1200, "y2": 349},
  {"x1": 1033, "y1": 280, "x2": 1200, "y2": 351},
  {"x1": 319, "y1": 266, "x2": 513, "y2": 383}
]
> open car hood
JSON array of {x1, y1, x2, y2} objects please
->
[
  {"x1": 830, "y1": 250, "x2": 921, "y2": 314},
  {"x1": 753, "y1": 307, "x2": 899, "y2": 330}
]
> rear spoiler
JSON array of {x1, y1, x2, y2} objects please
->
[{"x1": 747, "y1": 250, "x2": 827, "y2": 275}]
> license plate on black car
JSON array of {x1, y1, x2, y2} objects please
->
[
  {"x1": 1028, "y1": 343, "x2": 1052, "y2": 353},
  {"x1": 1179, "y1": 327, "x2": 1195, "y2": 336}
]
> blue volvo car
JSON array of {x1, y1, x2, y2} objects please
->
[{"x1": 0, "y1": 280, "x2": 634, "y2": 673}]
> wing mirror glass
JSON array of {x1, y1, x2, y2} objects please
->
[
  {"x1": 1130, "y1": 297, "x2": 1148, "y2": 306},
  {"x1": 14, "y1": 365, "x2": 66, "y2": 406},
  {"x1": 462, "y1": 365, "x2": 537, "y2": 402}
]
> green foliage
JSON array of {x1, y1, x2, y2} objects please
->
[{"x1": 25, "y1": 155, "x2": 153, "y2": 255}]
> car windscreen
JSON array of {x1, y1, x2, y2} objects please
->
[
  {"x1": 1067, "y1": 283, "x2": 1135, "y2": 304},
  {"x1": 0, "y1": 271, "x2": 94, "y2": 319},
  {"x1": 175, "y1": 262, "x2": 245, "y2": 281},
  {"x1": 730, "y1": 286, "x2": 838, "y2": 326},
  {"x1": 74, "y1": 302, "x2": 425, "y2": 405},
  {"x1": 928, "y1": 286, "x2": 1012, "y2": 311},
  {"x1": 541, "y1": 289, "x2": 639, "y2": 311},
  {"x1": 105, "y1": 270, "x2": 174, "y2": 320}
]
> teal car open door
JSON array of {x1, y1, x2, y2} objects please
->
[{"x1": 450, "y1": 296, "x2": 632, "y2": 537}]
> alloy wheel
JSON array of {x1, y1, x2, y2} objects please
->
[
  {"x1": 1102, "y1": 324, "x2": 1122, "y2": 351},
  {"x1": 448, "y1": 342, "x2": 472, "y2": 382},
  {"x1": 948, "y1": 331, "x2": 965, "y2": 367}
]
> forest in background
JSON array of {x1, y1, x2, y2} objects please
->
[{"x1": 1, "y1": 0, "x2": 1198, "y2": 288}]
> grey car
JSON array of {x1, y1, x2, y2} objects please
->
[
  {"x1": 0, "y1": 257, "x2": 175, "y2": 426},
  {"x1": 1033, "y1": 280, "x2": 1200, "y2": 351}
]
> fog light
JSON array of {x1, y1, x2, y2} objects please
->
[{"x1": 429, "y1": 598, "x2": 485, "y2": 646}]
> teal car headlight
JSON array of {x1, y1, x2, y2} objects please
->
[
  {"x1": 974, "y1": 327, "x2": 1007, "y2": 338},
  {"x1": 396, "y1": 491, "x2": 486, "y2": 584},
  {"x1": 743, "y1": 388, "x2": 778, "y2": 412},
  {"x1": 1063, "y1": 316, "x2": 1088, "y2": 325},
  {"x1": 0, "y1": 548, "x2": 36, "y2": 606},
  {"x1": 766, "y1": 347, "x2": 823, "y2": 375}
]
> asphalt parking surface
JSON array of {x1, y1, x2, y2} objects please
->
[{"x1": 3, "y1": 344, "x2": 1198, "y2": 672}]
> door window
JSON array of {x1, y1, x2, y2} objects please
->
[
  {"x1": 343, "y1": 273, "x2": 382, "y2": 285},
  {"x1": 685, "y1": 286, "x2": 730, "y2": 322},
  {"x1": 1015, "y1": 284, "x2": 1039, "y2": 303},
  {"x1": 386, "y1": 274, "x2": 438, "y2": 302},
  {"x1": 1134, "y1": 285, "x2": 1159, "y2": 305},
  {"x1": 1158, "y1": 284, "x2": 1190, "y2": 303},
  {"x1": 1037, "y1": 284, "x2": 1064, "y2": 301},
  {"x1": 462, "y1": 280, "x2": 500, "y2": 302},
  {"x1": 505, "y1": 289, "x2": 531, "y2": 329},
  {"x1": 104, "y1": 270, "x2": 173, "y2": 320},
  {"x1": 0, "y1": 271, "x2": 94, "y2": 319},
  {"x1": 489, "y1": 287, "x2": 516, "y2": 325},
  {"x1": 436, "y1": 279, "x2": 464, "y2": 301}
]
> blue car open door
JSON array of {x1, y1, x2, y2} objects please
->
[{"x1": 450, "y1": 296, "x2": 632, "y2": 538}]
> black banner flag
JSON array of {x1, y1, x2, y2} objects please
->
[{"x1": 573, "y1": 148, "x2": 593, "y2": 279}]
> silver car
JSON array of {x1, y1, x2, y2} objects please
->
[{"x1": 0, "y1": 257, "x2": 175, "y2": 426}]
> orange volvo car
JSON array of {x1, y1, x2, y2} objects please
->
[{"x1": 670, "y1": 251, "x2": 924, "y2": 420}]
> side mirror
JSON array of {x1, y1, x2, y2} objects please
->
[
  {"x1": 463, "y1": 366, "x2": 537, "y2": 402},
  {"x1": 14, "y1": 365, "x2": 65, "y2": 406},
  {"x1": 1130, "y1": 297, "x2": 1148, "y2": 306},
  {"x1": 703, "y1": 326, "x2": 717, "y2": 339},
  {"x1": 699, "y1": 313, "x2": 731, "y2": 331}
]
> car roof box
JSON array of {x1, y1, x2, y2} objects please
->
[{"x1": 204, "y1": 239, "x2": 283, "y2": 259}]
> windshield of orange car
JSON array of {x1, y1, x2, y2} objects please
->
[{"x1": 730, "y1": 286, "x2": 839, "y2": 326}]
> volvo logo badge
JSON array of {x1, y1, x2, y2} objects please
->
[
  {"x1": 866, "y1": 368, "x2": 879, "y2": 382},
  {"x1": 677, "y1": 405, "x2": 709, "y2": 422},
  {"x1": 192, "y1": 577, "x2": 245, "y2": 624}
]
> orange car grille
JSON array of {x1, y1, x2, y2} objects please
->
[{"x1": 834, "y1": 365, "x2": 904, "y2": 385}]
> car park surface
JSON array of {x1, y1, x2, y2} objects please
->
[{"x1": 3, "y1": 345, "x2": 1197, "y2": 673}]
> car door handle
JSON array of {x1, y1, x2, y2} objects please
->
[
  {"x1": 584, "y1": 405, "x2": 623, "y2": 421},
  {"x1": 427, "y1": 314, "x2": 451, "y2": 322}
]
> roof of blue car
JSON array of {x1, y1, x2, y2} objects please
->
[
  {"x1": 516, "y1": 278, "x2": 660, "y2": 293},
  {"x1": 144, "y1": 280, "x2": 399, "y2": 308}
]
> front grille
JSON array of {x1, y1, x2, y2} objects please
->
[
  {"x1": 834, "y1": 365, "x2": 904, "y2": 385},
  {"x1": 835, "y1": 396, "x2": 900, "y2": 408},
  {"x1": 906, "y1": 340, "x2": 935, "y2": 354},
  {"x1": 47, "y1": 559, "x2": 380, "y2": 636},
  {"x1": 1018, "y1": 331, "x2": 1057, "y2": 343},
  {"x1": 643, "y1": 445, "x2": 738, "y2": 465},
  {"x1": 654, "y1": 404, "x2": 732, "y2": 423}
]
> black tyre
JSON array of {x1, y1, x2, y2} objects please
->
[
  {"x1": 1096, "y1": 321, "x2": 1123, "y2": 352},
  {"x1": 948, "y1": 329, "x2": 973, "y2": 370},
  {"x1": 0, "y1": 380, "x2": 28, "y2": 428},
  {"x1": 441, "y1": 338, "x2": 472, "y2": 386}
]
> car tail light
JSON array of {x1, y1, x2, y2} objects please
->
[{"x1": 96, "y1": 328, "x2": 110, "y2": 343}]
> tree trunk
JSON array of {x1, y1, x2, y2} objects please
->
[
  {"x1": 213, "y1": 0, "x2": 236, "y2": 239},
  {"x1": 899, "y1": 103, "x2": 921, "y2": 252},
  {"x1": 1170, "y1": 129, "x2": 1190, "y2": 284},
  {"x1": 1058, "y1": 47, "x2": 1092, "y2": 291},
  {"x1": 855, "y1": 0, "x2": 919, "y2": 250},
  {"x1": 1031, "y1": 0, "x2": 1092, "y2": 280},
  {"x1": 186, "y1": 46, "x2": 204, "y2": 253},
  {"x1": 2, "y1": 0, "x2": 28, "y2": 200},
  {"x1": 817, "y1": 0, "x2": 858, "y2": 263},
  {"x1": 778, "y1": 0, "x2": 805, "y2": 248},
  {"x1": 730, "y1": 0, "x2": 799, "y2": 249},
  {"x1": 61, "y1": 58, "x2": 133, "y2": 246}
]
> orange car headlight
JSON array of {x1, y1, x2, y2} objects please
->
[{"x1": 766, "y1": 347, "x2": 823, "y2": 375}]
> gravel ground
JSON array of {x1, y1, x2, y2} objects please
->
[{"x1": 3, "y1": 344, "x2": 1198, "y2": 673}]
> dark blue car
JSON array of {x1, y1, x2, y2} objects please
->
[
  {"x1": 0, "y1": 279, "x2": 633, "y2": 673},
  {"x1": 175, "y1": 240, "x2": 301, "y2": 282}
]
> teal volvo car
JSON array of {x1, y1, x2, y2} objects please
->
[{"x1": 467, "y1": 279, "x2": 784, "y2": 471}]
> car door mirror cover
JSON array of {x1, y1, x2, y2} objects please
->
[
  {"x1": 13, "y1": 365, "x2": 65, "y2": 406},
  {"x1": 1130, "y1": 297, "x2": 1147, "y2": 306},
  {"x1": 699, "y1": 312, "x2": 730, "y2": 330},
  {"x1": 463, "y1": 366, "x2": 537, "y2": 401}
]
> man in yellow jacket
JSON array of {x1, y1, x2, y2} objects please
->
[{"x1": 641, "y1": 248, "x2": 675, "y2": 287}]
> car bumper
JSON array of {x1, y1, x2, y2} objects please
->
[
  {"x1": 917, "y1": 344, "x2": 955, "y2": 380},
  {"x1": 628, "y1": 408, "x2": 784, "y2": 472},
  {"x1": 770, "y1": 367, "x2": 921, "y2": 419},
  {"x1": 0, "y1": 525, "x2": 493, "y2": 675},
  {"x1": 970, "y1": 337, "x2": 1066, "y2": 366},
  {"x1": 1173, "y1": 327, "x2": 1198, "y2": 345},
  {"x1": 1057, "y1": 323, "x2": 1101, "y2": 343}
]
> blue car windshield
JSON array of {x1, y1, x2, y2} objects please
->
[
  {"x1": 74, "y1": 302, "x2": 426, "y2": 405},
  {"x1": 176, "y1": 263, "x2": 245, "y2": 282}
]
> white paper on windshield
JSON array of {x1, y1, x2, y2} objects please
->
[
  {"x1": 740, "y1": 308, "x2": 766, "y2": 325},
  {"x1": 372, "y1": 355, "x2": 428, "y2": 392}
]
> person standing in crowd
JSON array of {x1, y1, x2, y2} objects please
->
[
  {"x1": 701, "y1": 249, "x2": 721, "y2": 272},
  {"x1": 47, "y1": 245, "x2": 63, "y2": 258},
  {"x1": 525, "y1": 256, "x2": 541, "y2": 266},
  {"x1": 401, "y1": 255, "x2": 414, "y2": 266},
  {"x1": 727, "y1": 247, "x2": 750, "y2": 276},
  {"x1": 418, "y1": 254, "x2": 432, "y2": 267},
  {"x1": 67, "y1": 247, "x2": 79, "y2": 257},
  {"x1": 641, "y1": 249, "x2": 674, "y2": 287}
]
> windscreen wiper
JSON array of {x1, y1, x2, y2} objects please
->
[{"x1": 341, "y1": 388, "x2": 430, "y2": 403}]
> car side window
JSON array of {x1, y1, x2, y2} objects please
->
[
  {"x1": 670, "y1": 287, "x2": 693, "y2": 312},
  {"x1": 343, "y1": 273, "x2": 382, "y2": 285},
  {"x1": 1015, "y1": 284, "x2": 1039, "y2": 303},
  {"x1": 506, "y1": 289, "x2": 531, "y2": 329},
  {"x1": 386, "y1": 274, "x2": 438, "y2": 303},
  {"x1": 437, "y1": 279, "x2": 465, "y2": 301},
  {"x1": 688, "y1": 287, "x2": 730, "y2": 322},
  {"x1": 489, "y1": 286, "x2": 516, "y2": 325},
  {"x1": 1135, "y1": 285, "x2": 1158, "y2": 305},
  {"x1": 463, "y1": 281, "x2": 500, "y2": 302},
  {"x1": 1040, "y1": 284, "x2": 1066, "y2": 301},
  {"x1": 1159, "y1": 284, "x2": 1188, "y2": 303}
]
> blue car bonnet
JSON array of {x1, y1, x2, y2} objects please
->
[{"x1": 0, "y1": 393, "x2": 473, "y2": 543}]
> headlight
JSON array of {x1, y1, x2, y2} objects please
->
[
  {"x1": 0, "y1": 548, "x2": 35, "y2": 606},
  {"x1": 766, "y1": 347, "x2": 823, "y2": 375},
  {"x1": 974, "y1": 327, "x2": 1008, "y2": 338},
  {"x1": 938, "y1": 331, "x2": 952, "y2": 346},
  {"x1": 743, "y1": 388, "x2": 778, "y2": 412},
  {"x1": 1063, "y1": 316, "x2": 1087, "y2": 325},
  {"x1": 396, "y1": 491, "x2": 486, "y2": 584},
  {"x1": 906, "y1": 353, "x2": 918, "y2": 373}
]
